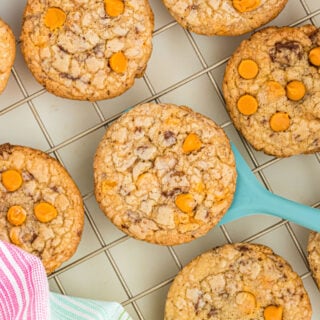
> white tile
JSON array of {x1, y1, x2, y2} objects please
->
[
  {"x1": 146, "y1": 25, "x2": 202, "y2": 92},
  {"x1": 97, "y1": 77, "x2": 151, "y2": 120},
  {"x1": 225, "y1": 214, "x2": 281, "y2": 243},
  {"x1": 211, "y1": 62, "x2": 227, "y2": 93},
  {"x1": 0, "y1": 0, "x2": 25, "y2": 38},
  {"x1": 33, "y1": 92, "x2": 101, "y2": 144},
  {"x1": 48, "y1": 278, "x2": 62, "y2": 294},
  {"x1": 173, "y1": 226, "x2": 227, "y2": 266},
  {"x1": 110, "y1": 238, "x2": 179, "y2": 295},
  {"x1": 0, "y1": 71, "x2": 24, "y2": 109},
  {"x1": 193, "y1": 33, "x2": 247, "y2": 67},
  {"x1": 59, "y1": 252, "x2": 128, "y2": 302},
  {"x1": 0, "y1": 103, "x2": 50, "y2": 150},
  {"x1": 290, "y1": 223, "x2": 311, "y2": 256},
  {"x1": 160, "y1": 74, "x2": 229, "y2": 125},
  {"x1": 262, "y1": 0, "x2": 306, "y2": 27},
  {"x1": 304, "y1": 0, "x2": 320, "y2": 11},
  {"x1": 137, "y1": 284, "x2": 170, "y2": 320},
  {"x1": 262, "y1": 154, "x2": 320, "y2": 205},
  {"x1": 85, "y1": 195, "x2": 125, "y2": 244},
  {"x1": 124, "y1": 304, "x2": 139, "y2": 320},
  {"x1": 148, "y1": 0, "x2": 175, "y2": 31},
  {"x1": 56, "y1": 128, "x2": 106, "y2": 195}
]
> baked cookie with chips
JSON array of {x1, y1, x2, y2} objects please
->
[
  {"x1": 94, "y1": 103, "x2": 236, "y2": 245},
  {"x1": 0, "y1": 18, "x2": 16, "y2": 94},
  {"x1": 307, "y1": 231, "x2": 320, "y2": 289},
  {"x1": 162, "y1": 0, "x2": 288, "y2": 36},
  {"x1": 0, "y1": 144, "x2": 84, "y2": 274},
  {"x1": 165, "y1": 243, "x2": 312, "y2": 320},
  {"x1": 223, "y1": 25, "x2": 320, "y2": 157},
  {"x1": 20, "y1": 0, "x2": 154, "y2": 101}
]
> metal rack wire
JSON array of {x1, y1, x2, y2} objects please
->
[{"x1": 1, "y1": 1, "x2": 320, "y2": 319}]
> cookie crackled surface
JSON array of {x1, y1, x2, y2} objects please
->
[
  {"x1": 20, "y1": 0, "x2": 154, "y2": 101},
  {"x1": 307, "y1": 231, "x2": 320, "y2": 289},
  {"x1": 162, "y1": 0, "x2": 288, "y2": 36},
  {"x1": 165, "y1": 243, "x2": 312, "y2": 320},
  {"x1": 223, "y1": 25, "x2": 320, "y2": 157},
  {"x1": 0, "y1": 144, "x2": 84, "y2": 274},
  {"x1": 0, "y1": 18, "x2": 15, "y2": 94},
  {"x1": 94, "y1": 103, "x2": 236, "y2": 245}
]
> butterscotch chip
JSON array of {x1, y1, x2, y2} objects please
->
[
  {"x1": 20, "y1": 0, "x2": 154, "y2": 101},
  {"x1": 162, "y1": 0, "x2": 287, "y2": 36},
  {"x1": 165, "y1": 243, "x2": 312, "y2": 320},
  {"x1": 94, "y1": 103, "x2": 236, "y2": 245},
  {"x1": 223, "y1": 25, "x2": 320, "y2": 157},
  {"x1": 0, "y1": 18, "x2": 15, "y2": 94},
  {"x1": 0, "y1": 144, "x2": 84, "y2": 274}
]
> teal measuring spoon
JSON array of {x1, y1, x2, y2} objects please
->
[{"x1": 219, "y1": 144, "x2": 320, "y2": 231}]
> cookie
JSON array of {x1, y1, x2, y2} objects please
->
[
  {"x1": 20, "y1": 0, "x2": 154, "y2": 101},
  {"x1": 307, "y1": 231, "x2": 320, "y2": 289},
  {"x1": 223, "y1": 25, "x2": 320, "y2": 157},
  {"x1": 0, "y1": 144, "x2": 84, "y2": 274},
  {"x1": 0, "y1": 18, "x2": 16, "y2": 94},
  {"x1": 94, "y1": 103, "x2": 236, "y2": 245},
  {"x1": 162, "y1": 0, "x2": 287, "y2": 36},
  {"x1": 165, "y1": 243, "x2": 312, "y2": 320}
]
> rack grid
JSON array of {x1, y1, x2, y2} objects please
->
[{"x1": 1, "y1": 0, "x2": 320, "y2": 319}]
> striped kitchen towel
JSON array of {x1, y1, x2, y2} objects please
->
[
  {"x1": 50, "y1": 292, "x2": 132, "y2": 320},
  {"x1": 0, "y1": 240, "x2": 49, "y2": 320},
  {"x1": 0, "y1": 240, "x2": 132, "y2": 320}
]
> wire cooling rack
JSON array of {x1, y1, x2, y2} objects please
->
[{"x1": 1, "y1": 0, "x2": 320, "y2": 319}]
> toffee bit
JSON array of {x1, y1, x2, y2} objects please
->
[{"x1": 269, "y1": 41, "x2": 304, "y2": 66}]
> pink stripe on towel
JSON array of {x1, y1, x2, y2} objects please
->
[{"x1": 0, "y1": 241, "x2": 49, "y2": 320}]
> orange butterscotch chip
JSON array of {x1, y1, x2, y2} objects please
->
[
  {"x1": 34, "y1": 202, "x2": 58, "y2": 223},
  {"x1": 236, "y1": 291, "x2": 256, "y2": 314},
  {"x1": 269, "y1": 112, "x2": 290, "y2": 132},
  {"x1": 309, "y1": 47, "x2": 320, "y2": 67},
  {"x1": 233, "y1": 0, "x2": 261, "y2": 12},
  {"x1": 175, "y1": 193, "x2": 196, "y2": 214},
  {"x1": 1, "y1": 169, "x2": 23, "y2": 192},
  {"x1": 44, "y1": 7, "x2": 66, "y2": 30},
  {"x1": 7, "y1": 206, "x2": 27, "y2": 226},
  {"x1": 238, "y1": 59, "x2": 259, "y2": 79},
  {"x1": 101, "y1": 180, "x2": 117, "y2": 193},
  {"x1": 182, "y1": 133, "x2": 202, "y2": 153},
  {"x1": 263, "y1": 305, "x2": 283, "y2": 320},
  {"x1": 109, "y1": 51, "x2": 128, "y2": 73},
  {"x1": 286, "y1": 80, "x2": 306, "y2": 101},
  {"x1": 105, "y1": 0, "x2": 125, "y2": 17},
  {"x1": 9, "y1": 228, "x2": 22, "y2": 246},
  {"x1": 237, "y1": 94, "x2": 258, "y2": 115},
  {"x1": 265, "y1": 81, "x2": 286, "y2": 101}
]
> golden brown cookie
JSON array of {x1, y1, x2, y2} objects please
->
[
  {"x1": 0, "y1": 18, "x2": 16, "y2": 93},
  {"x1": 20, "y1": 0, "x2": 154, "y2": 101},
  {"x1": 162, "y1": 0, "x2": 288, "y2": 36},
  {"x1": 94, "y1": 103, "x2": 236, "y2": 245},
  {"x1": 165, "y1": 243, "x2": 312, "y2": 320},
  {"x1": 0, "y1": 144, "x2": 84, "y2": 274},
  {"x1": 307, "y1": 231, "x2": 320, "y2": 289},
  {"x1": 223, "y1": 25, "x2": 320, "y2": 157}
]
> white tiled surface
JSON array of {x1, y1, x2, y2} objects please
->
[{"x1": 1, "y1": 1, "x2": 320, "y2": 319}]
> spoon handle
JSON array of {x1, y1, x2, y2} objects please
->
[{"x1": 219, "y1": 144, "x2": 320, "y2": 230}]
